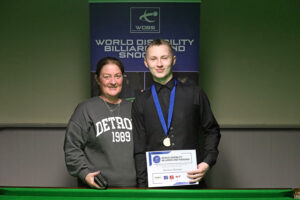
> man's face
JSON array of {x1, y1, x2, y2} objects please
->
[{"x1": 144, "y1": 44, "x2": 176, "y2": 84}]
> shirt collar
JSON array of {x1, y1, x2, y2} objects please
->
[{"x1": 154, "y1": 78, "x2": 175, "y2": 92}]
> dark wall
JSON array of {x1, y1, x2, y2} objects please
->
[
  {"x1": 1, "y1": 0, "x2": 299, "y2": 127},
  {"x1": 0, "y1": 0, "x2": 90, "y2": 126},
  {"x1": 199, "y1": 0, "x2": 300, "y2": 127}
]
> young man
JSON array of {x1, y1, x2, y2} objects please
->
[{"x1": 132, "y1": 39, "x2": 221, "y2": 188}]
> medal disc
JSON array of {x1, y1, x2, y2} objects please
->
[{"x1": 163, "y1": 137, "x2": 171, "y2": 147}]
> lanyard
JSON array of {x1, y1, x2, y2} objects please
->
[{"x1": 151, "y1": 80, "x2": 177, "y2": 136}]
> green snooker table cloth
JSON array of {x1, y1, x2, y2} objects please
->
[{"x1": 0, "y1": 187, "x2": 296, "y2": 200}]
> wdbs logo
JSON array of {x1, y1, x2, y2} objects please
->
[
  {"x1": 153, "y1": 156, "x2": 161, "y2": 163},
  {"x1": 130, "y1": 7, "x2": 160, "y2": 33}
]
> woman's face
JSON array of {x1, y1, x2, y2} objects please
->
[{"x1": 96, "y1": 63, "x2": 123, "y2": 99}]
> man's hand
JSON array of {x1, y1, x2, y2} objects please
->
[
  {"x1": 84, "y1": 171, "x2": 101, "y2": 189},
  {"x1": 187, "y1": 162, "x2": 210, "y2": 183}
]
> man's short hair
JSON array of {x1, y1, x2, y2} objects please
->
[{"x1": 145, "y1": 39, "x2": 174, "y2": 56}]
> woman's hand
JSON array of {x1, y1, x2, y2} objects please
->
[{"x1": 85, "y1": 171, "x2": 101, "y2": 189}]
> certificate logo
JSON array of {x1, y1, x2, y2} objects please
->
[
  {"x1": 153, "y1": 156, "x2": 161, "y2": 163},
  {"x1": 130, "y1": 7, "x2": 160, "y2": 33}
]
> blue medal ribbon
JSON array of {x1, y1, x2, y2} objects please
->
[{"x1": 151, "y1": 80, "x2": 177, "y2": 136}]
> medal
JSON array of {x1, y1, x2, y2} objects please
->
[
  {"x1": 163, "y1": 137, "x2": 171, "y2": 147},
  {"x1": 152, "y1": 80, "x2": 177, "y2": 148}
]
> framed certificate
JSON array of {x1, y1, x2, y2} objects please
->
[{"x1": 146, "y1": 149, "x2": 198, "y2": 187}]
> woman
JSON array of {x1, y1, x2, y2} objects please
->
[{"x1": 64, "y1": 57, "x2": 136, "y2": 188}]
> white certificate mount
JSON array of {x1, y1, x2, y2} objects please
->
[{"x1": 146, "y1": 149, "x2": 198, "y2": 187}]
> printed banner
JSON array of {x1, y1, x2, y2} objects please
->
[{"x1": 90, "y1": 2, "x2": 201, "y2": 98}]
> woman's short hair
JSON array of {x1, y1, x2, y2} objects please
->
[{"x1": 95, "y1": 56, "x2": 125, "y2": 77}]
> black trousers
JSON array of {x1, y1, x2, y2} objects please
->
[{"x1": 77, "y1": 178, "x2": 90, "y2": 188}]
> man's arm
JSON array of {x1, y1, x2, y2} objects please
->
[
  {"x1": 132, "y1": 97, "x2": 148, "y2": 187},
  {"x1": 198, "y1": 88, "x2": 221, "y2": 167},
  {"x1": 187, "y1": 88, "x2": 221, "y2": 182}
]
